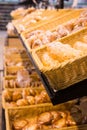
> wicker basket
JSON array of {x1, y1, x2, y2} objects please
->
[
  {"x1": 3, "y1": 76, "x2": 16, "y2": 89},
  {"x1": 21, "y1": 9, "x2": 86, "y2": 52},
  {"x1": 13, "y1": 9, "x2": 72, "y2": 34},
  {"x1": 21, "y1": 9, "x2": 85, "y2": 39},
  {"x1": 32, "y1": 28, "x2": 87, "y2": 91},
  {"x1": 17, "y1": 9, "x2": 73, "y2": 34},
  {"x1": 59, "y1": 28, "x2": 87, "y2": 45},
  {"x1": 3, "y1": 73, "x2": 43, "y2": 89},
  {"x1": 4, "y1": 66, "x2": 25, "y2": 77},
  {"x1": 2, "y1": 87, "x2": 51, "y2": 109},
  {"x1": 5, "y1": 100, "x2": 76, "y2": 130},
  {"x1": 4, "y1": 46, "x2": 28, "y2": 58},
  {"x1": 4, "y1": 57, "x2": 30, "y2": 67},
  {"x1": 4, "y1": 54, "x2": 29, "y2": 65},
  {"x1": 4, "y1": 57, "x2": 33, "y2": 73},
  {"x1": 4, "y1": 51, "x2": 28, "y2": 58},
  {"x1": 4, "y1": 45, "x2": 27, "y2": 54},
  {"x1": 12, "y1": 9, "x2": 57, "y2": 33}
]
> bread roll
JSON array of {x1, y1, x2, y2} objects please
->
[
  {"x1": 74, "y1": 41, "x2": 87, "y2": 53},
  {"x1": 47, "y1": 42, "x2": 82, "y2": 62},
  {"x1": 42, "y1": 52, "x2": 59, "y2": 67}
]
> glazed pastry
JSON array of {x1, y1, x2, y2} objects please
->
[
  {"x1": 13, "y1": 119, "x2": 28, "y2": 130},
  {"x1": 16, "y1": 99, "x2": 29, "y2": 106},
  {"x1": 51, "y1": 111, "x2": 61, "y2": 123},
  {"x1": 22, "y1": 123, "x2": 39, "y2": 130},
  {"x1": 3, "y1": 90, "x2": 12, "y2": 102},
  {"x1": 6, "y1": 102, "x2": 17, "y2": 108},
  {"x1": 29, "y1": 88, "x2": 36, "y2": 96},
  {"x1": 39, "y1": 90, "x2": 50, "y2": 103},
  {"x1": 22, "y1": 89, "x2": 30, "y2": 99},
  {"x1": 26, "y1": 96, "x2": 35, "y2": 105},
  {"x1": 5, "y1": 79, "x2": 17, "y2": 88},
  {"x1": 52, "y1": 118, "x2": 66, "y2": 128},
  {"x1": 3, "y1": 88, "x2": 50, "y2": 108},
  {"x1": 12, "y1": 91, "x2": 22, "y2": 102},
  {"x1": 35, "y1": 95, "x2": 45, "y2": 104},
  {"x1": 38, "y1": 112, "x2": 53, "y2": 125},
  {"x1": 12, "y1": 105, "x2": 87, "y2": 130}
]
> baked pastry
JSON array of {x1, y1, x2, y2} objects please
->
[
  {"x1": 74, "y1": 41, "x2": 87, "y2": 54},
  {"x1": 12, "y1": 105, "x2": 85, "y2": 130},
  {"x1": 41, "y1": 52, "x2": 59, "y2": 67},
  {"x1": 16, "y1": 69, "x2": 32, "y2": 88},
  {"x1": 3, "y1": 88, "x2": 50, "y2": 108},
  {"x1": 46, "y1": 42, "x2": 83, "y2": 63}
]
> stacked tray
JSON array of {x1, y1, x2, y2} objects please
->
[
  {"x1": 2, "y1": 7, "x2": 87, "y2": 130},
  {"x1": 2, "y1": 39, "x2": 52, "y2": 130},
  {"x1": 3, "y1": 46, "x2": 43, "y2": 89},
  {"x1": 32, "y1": 28, "x2": 87, "y2": 90},
  {"x1": 21, "y1": 9, "x2": 85, "y2": 37},
  {"x1": 11, "y1": 9, "x2": 87, "y2": 105},
  {"x1": 2, "y1": 87, "x2": 51, "y2": 109},
  {"x1": 3, "y1": 73, "x2": 43, "y2": 89},
  {"x1": 20, "y1": 9, "x2": 87, "y2": 53},
  {"x1": 2, "y1": 37, "x2": 52, "y2": 110},
  {"x1": 13, "y1": 9, "x2": 73, "y2": 34},
  {"x1": 5, "y1": 100, "x2": 87, "y2": 130}
]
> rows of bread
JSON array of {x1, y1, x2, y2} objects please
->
[
  {"x1": 3, "y1": 49, "x2": 87, "y2": 130},
  {"x1": 3, "y1": 45, "x2": 79, "y2": 130},
  {"x1": 8, "y1": 102, "x2": 87, "y2": 130},
  {"x1": 12, "y1": 7, "x2": 87, "y2": 91},
  {"x1": 3, "y1": 7, "x2": 87, "y2": 130},
  {"x1": 3, "y1": 43, "x2": 54, "y2": 129},
  {"x1": 10, "y1": 8, "x2": 87, "y2": 52},
  {"x1": 7, "y1": 7, "x2": 57, "y2": 36},
  {"x1": 31, "y1": 27, "x2": 87, "y2": 91},
  {"x1": 12, "y1": 8, "x2": 73, "y2": 33},
  {"x1": 6, "y1": 7, "x2": 36, "y2": 36},
  {"x1": 33, "y1": 29, "x2": 87, "y2": 69},
  {"x1": 9, "y1": 8, "x2": 87, "y2": 46},
  {"x1": 22, "y1": 9, "x2": 87, "y2": 51}
]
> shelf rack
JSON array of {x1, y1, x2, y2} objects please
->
[{"x1": 15, "y1": 27, "x2": 87, "y2": 105}]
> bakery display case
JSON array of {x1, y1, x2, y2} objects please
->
[
  {"x1": 12, "y1": 8, "x2": 87, "y2": 105},
  {"x1": 1, "y1": 6, "x2": 87, "y2": 130},
  {"x1": 32, "y1": 28, "x2": 87, "y2": 91}
]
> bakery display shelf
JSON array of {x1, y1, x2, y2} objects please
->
[
  {"x1": 2, "y1": 98, "x2": 87, "y2": 130},
  {"x1": 15, "y1": 27, "x2": 87, "y2": 105}
]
